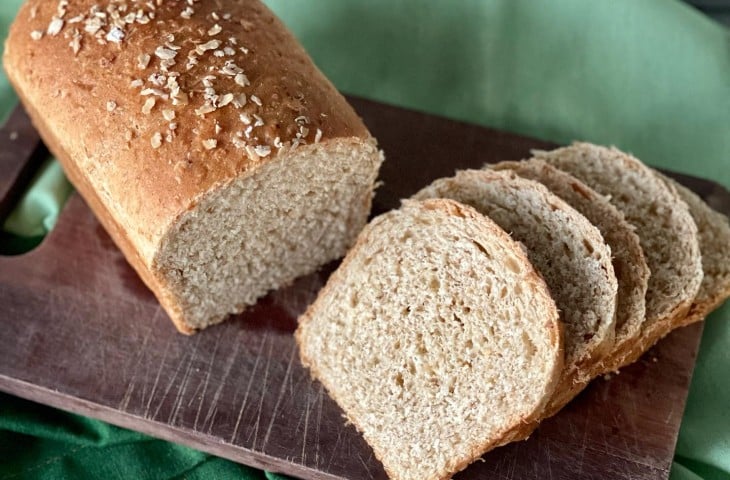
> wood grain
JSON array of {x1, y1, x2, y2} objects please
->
[
  {"x1": 0, "y1": 98, "x2": 725, "y2": 479},
  {"x1": 0, "y1": 105, "x2": 47, "y2": 220}
]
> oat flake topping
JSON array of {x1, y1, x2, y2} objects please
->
[{"x1": 34, "y1": 0, "x2": 320, "y2": 156}]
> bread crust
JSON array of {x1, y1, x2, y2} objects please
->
[
  {"x1": 4, "y1": 0, "x2": 376, "y2": 332},
  {"x1": 9, "y1": 81, "x2": 194, "y2": 333},
  {"x1": 297, "y1": 199, "x2": 564, "y2": 480}
]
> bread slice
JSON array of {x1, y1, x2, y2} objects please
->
[
  {"x1": 535, "y1": 143, "x2": 703, "y2": 367},
  {"x1": 491, "y1": 159, "x2": 649, "y2": 374},
  {"x1": 657, "y1": 174, "x2": 730, "y2": 327},
  {"x1": 297, "y1": 199, "x2": 563, "y2": 480},
  {"x1": 413, "y1": 170, "x2": 617, "y2": 401}
]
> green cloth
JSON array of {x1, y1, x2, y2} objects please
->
[{"x1": 1, "y1": 0, "x2": 728, "y2": 478}]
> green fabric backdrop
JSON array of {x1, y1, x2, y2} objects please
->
[{"x1": 1, "y1": 0, "x2": 728, "y2": 479}]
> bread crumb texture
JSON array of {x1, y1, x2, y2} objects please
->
[
  {"x1": 298, "y1": 199, "x2": 562, "y2": 480},
  {"x1": 415, "y1": 169, "x2": 617, "y2": 380},
  {"x1": 491, "y1": 159, "x2": 649, "y2": 368}
]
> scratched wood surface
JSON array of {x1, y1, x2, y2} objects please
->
[{"x1": 1, "y1": 98, "x2": 725, "y2": 479}]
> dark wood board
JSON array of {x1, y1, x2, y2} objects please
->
[{"x1": 1, "y1": 97, "x2": 726, "y2": 480}]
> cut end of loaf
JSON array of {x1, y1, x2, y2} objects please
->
[
  {"x1": 297, "y1": 199, "x2": 562, "y2": 480},
  {"x1": 154, "y1": 139, "x2": 383, "y2": 332}
]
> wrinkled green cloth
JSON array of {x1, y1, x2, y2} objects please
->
[{"x1": 1, "y1": 0, "x2": 729, "y2": 479}]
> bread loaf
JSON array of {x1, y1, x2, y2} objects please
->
[
  {"x1": 297, "y1": 199, "x2": 562, "y2": 480},
  {"x1": 3, "y1": 0, "x2": 383, "y2": 333},
  {"x1": 491, "y1": 159, "x2": 649, "y2": 374},
  {"x1": 535, "y1": 143, "x2": 702, "y2": 367},
  {"x1": 413, "y1": 169, "x2": 617, "y2": 403}
]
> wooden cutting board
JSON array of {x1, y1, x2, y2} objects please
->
[{"x1": 1, "y1": 98, "x2": 726, "y2": 480}]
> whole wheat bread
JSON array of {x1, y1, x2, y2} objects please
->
[
  {"x1": 413, "y1": 169, "x2": 617, "y2": 401},
  {"x1": 535, "y1": 143, "x2": 703, "y2": 368},
  {"x1": 4, "y1": 0, "x2": 383, "y2": 333},
  {"x1": 658, "y1": 174, "x2": 730, "y2": 327},
  {"x1": 491, "y1": 159, "x2": 649, "y2": 375},
  {"x1": 297, "y1": 199, "x2": 563, "y2": 480}
]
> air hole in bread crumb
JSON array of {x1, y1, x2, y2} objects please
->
[
  {"x1": 429, "y1": 277, "x2": 440, "y2": 292},
  {"x1": 471, "y1": 240, "x2": 490, "y2": 257},
  {"x1": 583, "y1": 238, "x2": 595, "y2": 254},
  {"x1": 522, "y1": 332, "x2": 537, "y2": 359},
  {"x1": 394, "y1": 373, "x2": 404, "y2": 387},
  {"x1": 505, "y1": 256, "x2": 522, "y2": 274}
]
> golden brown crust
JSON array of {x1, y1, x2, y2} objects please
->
[
  {"x1": 5, "y1": 0, "x2": 374, "y2": 332},
  {"x1": 679, "y1": 287, "x2": 730, "y2": 328},
  {"x1": 8, "y1": 75, "x2": 195, "y2": 334}
]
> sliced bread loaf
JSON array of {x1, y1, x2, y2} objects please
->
[
  {"x1": 297, "y1": 199, "x2": 563, "y2": 480},
  {"x1": 535, "y1": 143, "x2": 702, "y2": 367},
  {"x1": 413, "y1": 169, "x2": 617, "y2": 399},
  {"x1": 658, "y1": 174, "x2": 730, "y2": 327},
  {"x1": 491, "y1": 159, "x2": 649, "y2": 374}
]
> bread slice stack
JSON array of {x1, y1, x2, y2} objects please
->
[
  {"x1": 491, "y1": 159, "x2": 650, "y2": 375},
  {"x1": 654, "y1": 173, "x2": 730, "y2": 328},
  {"x1": 533, "y1": 143, "x2": 704, "y2": 368},
  {"x1": 296, "y1": 142, "x2": 730, "y2": 480},
  {"x1": 413, "y1": 169, "x2": 618, "y2": 415}
]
